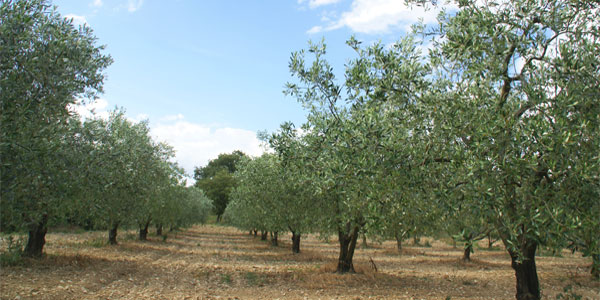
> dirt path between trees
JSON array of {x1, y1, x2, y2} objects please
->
[{"x1": 1, "y1": 225, "x2": 598, "y2": 299}]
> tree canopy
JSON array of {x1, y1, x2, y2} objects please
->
[{"x1": 194, "y1": 150, "x2": 247, "y2": 221}]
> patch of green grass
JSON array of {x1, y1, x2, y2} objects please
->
[
  {"x1": 220, "y1": 273, "x2": 233, "y2": 284},
  {"x1": 84, "y1": 237, "x2": 106, "y2": 248},
  {"x1": 244, "y1": 271, "x2": 265, "y2": 286},
  {"x1": 0, "y1": 236, "x2": 25, "y2": 267}
]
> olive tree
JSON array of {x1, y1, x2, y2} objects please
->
[
  {"x1": 80, "y1": 109, "x2": 159, "y2": 244},
  {"x1": 0, "y1": 0, "x2": 111, "y2": 257},
  {"x1": 419, "y1": 0, "x2": 600, "y2": 298},
  {"x1": 284, "y1": 35, "x2": 434, "y2": 272},
  {"x1": 227, "y1": 154, "x2": 285, "y2": 245}
]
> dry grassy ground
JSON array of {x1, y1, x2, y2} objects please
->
[{"x1": 1, "y1": 225, "x2": 598, "y2": 299}]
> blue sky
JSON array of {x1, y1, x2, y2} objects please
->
[{"x1": 56, "y1": 0, "x2": 447, "y2": 179}]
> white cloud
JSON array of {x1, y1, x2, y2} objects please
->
[
  {"x1": 307, "y1": 25, "x2": 324, "y2": 34},
  {"x1": 308, "y1": 0, "x2": 450, "y2": 34},
  {"x1": 127, "y1": 0, "x2": 144, "y2": 12},
  {"x1": 64, "y1": 14, "x2": 88, "y2": 26},
  {"x1": 299, "y1": 0, "x2": 342, "y2": 9},
  {"x1": 151, "y1": 119, "x2": 265, "y2": 180},
  {"x1": 128, "y1": 113, "x2": 149, "y2": 123},
  {"x1": 161, "y1": 114, "x2": 185, "y2": 122},
  {"x1": 91, "y1": 0, "x2": 103, "y2": 8}
]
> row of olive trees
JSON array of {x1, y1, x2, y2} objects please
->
[
  {"x1": 0, "y1": 0, "x2": 212, "y2": 257},
  {"x1": 225, "y1": 1, "x2": 599, "y2": 300}
]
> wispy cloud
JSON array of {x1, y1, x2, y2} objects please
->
[
  {"x1": 64, "y1": 14, "x2": 88, "y2": 26},
  {"x1": 160, "y1": 114, "x2": 185, "y2": 122},
  {"x1": 299, "y1": 0, "x2": 342, "y2": 9},
  {"x1": 127, "y1": 0, "x2": 144, "y2": 12},
  {"x1": 307, "y1": 25, "x2": 324, "y2": 34},
  {"x1": 307, "y1": 0, "x2": 451, "y2": 34},
  {"x1": 91, "y1": 0, "x2": 103, "y2": 8}
]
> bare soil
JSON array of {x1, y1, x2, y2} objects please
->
[{"x1": 1, "y1": 225, "x2": 598, "y2": 299}]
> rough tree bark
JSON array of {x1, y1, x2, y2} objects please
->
[
  {"x1": 463, "y1": 232, "x2": 474, "y2": 261},
  {"x1": 463, "y1": 244, "x2": 472, "y2": 261},
  {"x1": 291, "y1": 231, "x2": 301, "y2": 254},
  {"x1": 23, "y1": 214, "x2": 48, "y2": 257},
  {"x1": 270, "y1": 231, "x2": 278, "y2": 246},
  {"x1": 336, "y1": 225, "x2": 360, "y2": 273},
  {"x1": 139, "y1": 220, "x2": 150, "y2": 241},
  {"x1": 507, "y1": 240, "x2": 540, "y2": 300},
  {"x1": 108, "y1": 223, "x2": 119, "y2": 245},
  {"x1": 394, "y1": 230, "x2": 403, "y2": 253}
]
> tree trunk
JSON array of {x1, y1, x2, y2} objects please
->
[
  {"x1": 253, "y1": 229, "x2": 257, "y2": 237},
  {"x1": 260, "y1": 231, "x2": 267, "y2": 241},
  {"x1": 361, "y1": 232, "x2": 368, "y2": 249},
  {"x1": 108, "y1": 223, "x2": 119, "y2": 245},
  {"x1": 216, "y1": 214, "x2": 222, "y2": 223},
  {"x1": 291, "y1": 231, "x2": 301, "y2": 254},
  {"x1": 591, "y1": 254, "x2": 600, "y2": 279},
  {"x1": 23, "y1": 215, "x2": 48, "y2": 257},
  {"x1": 270, "y1": 231, "x2": 278, "y2": 246},
  {"x1": 139, "y1": 220, "x2": 150, "y2": 241},
  {"x1": 394, "y1": 230, "x2": 403, "y2": 253},
  {"x1": 156, "y1": 224, "x2": 163, "y2": 236},
  {"x1": 487, "y1": 232, "x2": 496, "y2": 249},
  {"x1": 463, "y1": 232, "x2": 474, "y2": 261},
  {"x1": 463, "y1": 243, "x2": 472, "y2": 261},
  {"x1": 336, "y1": 226, "x2": 360, "y2": 273},
  {"x1": 413, "y1": 235, "x2": 421, "y2": 246},
  {"x1": 508, "y1": 241, "x2": 540, "y2": 300}
]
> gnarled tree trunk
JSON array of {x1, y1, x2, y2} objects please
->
[
  {"x1": 394, "y1": 230, "x2": 403, "y2": 253},
  {"x1": 336, "y1": 225, "x2": 360, "y2": 273},
  {"x1": 291, "y1": 231, "x2": 301, "y2": 254},
  {"x1": 270, "y1": 231, "x2": 278, "y2": 246},
  {"x1": 156, "y1": 224, "x2": 163, "y2": 236},
  {"x1": 463, "y1": 243, "x2": 472, "y2": 261},
  {"x1": 139, "y1": 220, "x2": 150, "y2": 241},
  {"x1": 508, "y1": 241, "x2": 540, "y2": 300},
  {"x1": 108, "y1": 223, "x2": 119, "y2": 245},
  {"x1": 23, "y1": 214, "x2": 48, "y2": 257}
]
